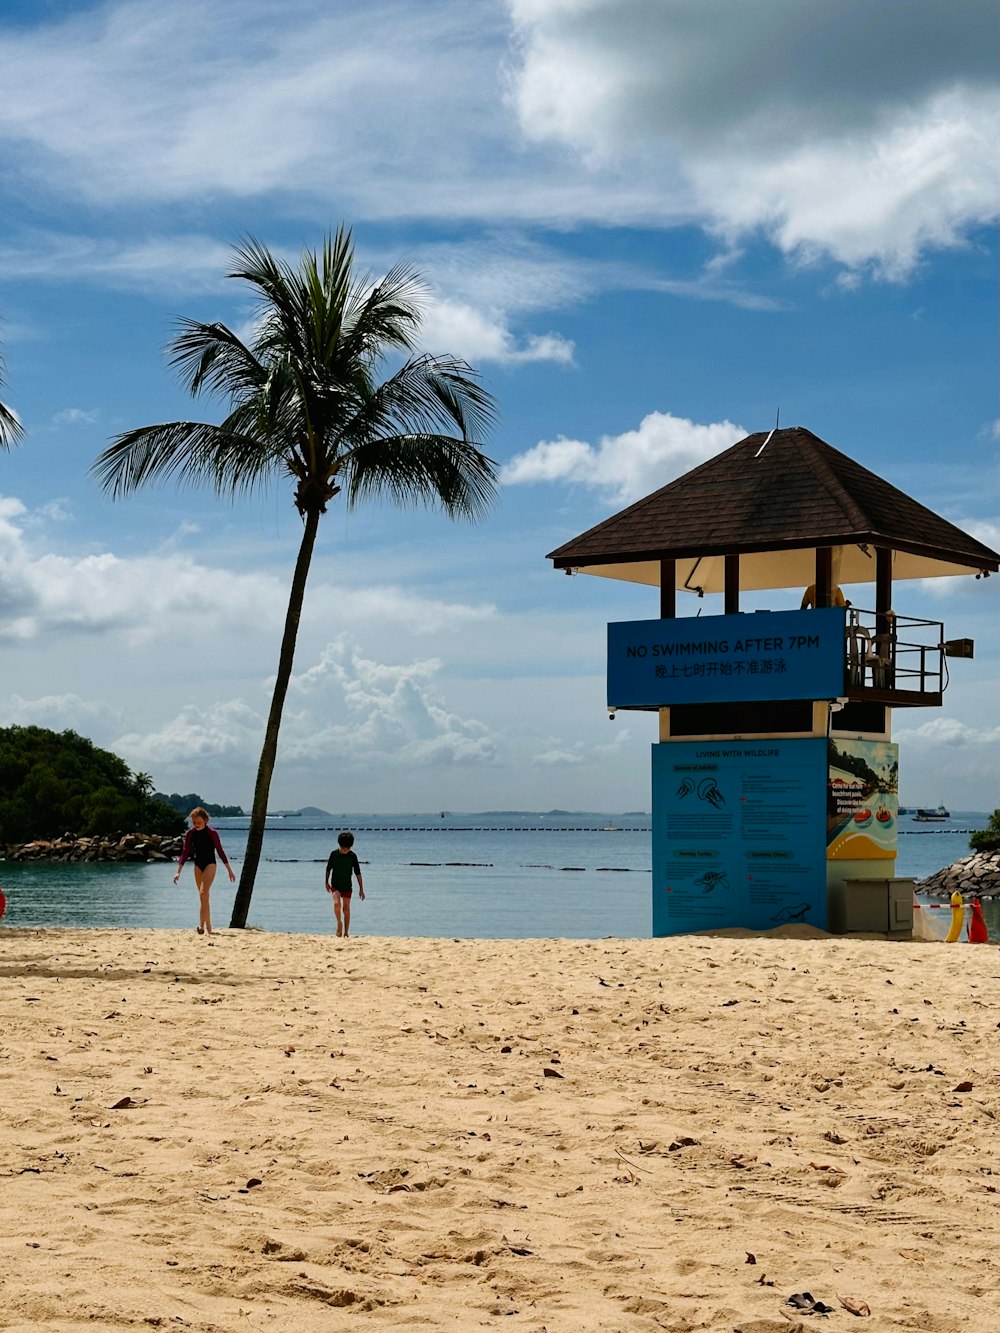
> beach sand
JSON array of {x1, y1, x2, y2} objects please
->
[{"x1": 0, "y1": 927, "x2": 995, "y2": 1332}]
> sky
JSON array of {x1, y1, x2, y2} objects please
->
[{"x1": 0, "y1": 0, "x2": 997, "y2": 814}]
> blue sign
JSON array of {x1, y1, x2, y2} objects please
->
[
  {"x1": 608, "y1": 607, "x2": 846, "y2": 708},
  {"x1": 651, "y1": 738, "x2": 827, "y2": 935}
]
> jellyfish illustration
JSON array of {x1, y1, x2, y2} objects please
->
[
  {"x1": 697, "y1": 776, "x2": 726, "y2": 809},
  {"x1": 676, "y1": 777, "x2": 695, "y2": 798}
]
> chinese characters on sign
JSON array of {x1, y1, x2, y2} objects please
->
[{"x1": 608, "y1": 607, "x2": 846, "y2": 707}]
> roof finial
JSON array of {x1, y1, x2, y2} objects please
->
[{"x1": 754, "y1": 406, "x2": 780, "y2": 458}]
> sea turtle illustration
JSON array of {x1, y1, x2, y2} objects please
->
[{"x1": 694, "y1": 870, "x2": 730, "y2": 894}]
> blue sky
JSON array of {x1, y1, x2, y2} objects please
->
[{"x1": 0, "y1": 0, "x2": 997, "y2": 812}]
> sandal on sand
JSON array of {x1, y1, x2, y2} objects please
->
[
  {"x1": 196, "y1": 926, "x2": 204, "y2": 935},
  {"x1": 786, "y1": 1293, "x2": 834, "y2": 1315}
]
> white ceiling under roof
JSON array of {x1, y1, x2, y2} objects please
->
[{"x1": 574, "y1": 543, "x2": 991, "y2": 593}]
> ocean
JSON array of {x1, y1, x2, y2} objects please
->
[{"x1": 0, "y1": 810, "x2": 993, "y2": 940}]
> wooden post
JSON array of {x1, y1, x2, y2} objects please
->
[
  {"x1": 875, "y1": 546, "x2": 894, "y2": 688},
  {"x1": 660, "y1": 558, "x2": 676, "y2": 619},
  {"x1": 815, "y1": 547, "x2": 833, "y2": 608},
  {"x1": 724, "y1": 554, "x2": 740, "y2": 614}
]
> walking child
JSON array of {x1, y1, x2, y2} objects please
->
[
  {"x1": 325, "y1": 831, "x2": 365, "y2": 937},
  {"x1": 174, "y1": 807, "x2": 235, "y2": 935}
]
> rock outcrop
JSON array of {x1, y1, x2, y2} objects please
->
[
  {"x1": 917, "y1": 850, "x2": 1000, "y2": 899},
  {"x1": 2, "y1": 833, "x2": 183, "y2": 863}
]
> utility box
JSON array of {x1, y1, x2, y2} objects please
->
[{"x1": 829, "y1": 879, "x2": 915, "y2": 936}]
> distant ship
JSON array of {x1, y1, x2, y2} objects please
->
[{"x1": 912, "y1": 805, "x2": 950, "y2": 822}]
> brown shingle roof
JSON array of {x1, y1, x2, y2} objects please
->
[{"x1": 547, "y1": 426, "x2": 999, "y2": 572}]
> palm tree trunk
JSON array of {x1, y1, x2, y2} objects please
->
[{"x1": 230, "y1": 506, "x2": 322, "y2": 928}]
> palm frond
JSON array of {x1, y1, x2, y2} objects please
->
[
  {"x1": 341, "y1": 432, "x2": 499, "y2": 521},
  {"x1": 0, "y1": 347, "x2": 24, "y2": 450},
  {"x1": 91, "y1": 421, "x2": 282, "y2": 499},
  {"x1": 168, "y1": 319, "x2": 267, "y2": 401},
  {"x1": 0, "y1": 398, "x2": 23, "y2": 450},
  {"x1": 338, "y1": 262, "x2": 425, "y2": 364},
  {"x1": 342, "y1": 354, "x2": 498, "y2": 446}
]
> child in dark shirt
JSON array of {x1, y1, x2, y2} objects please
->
[
  {"x1": 174, "y1": 807, "x2": 235, "y2": 935},
  {"x1": 325, "y1": 830, "x2": 365, "y2": 938}
]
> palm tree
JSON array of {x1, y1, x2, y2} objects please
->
[
  {"x1": 131, "y1": 771, "x2": 155, "y2": 830},
  {"x1": 91, "y1": 230, "x2": 498, "y2": 928},
  {"x1": 0, "y1": 336, "x2": 24, "y2": 450}
]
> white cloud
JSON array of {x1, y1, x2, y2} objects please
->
[
  {"x1": 1, "y1": 0, "x2": 992, "y2": 278},
  {"x1": 114, "y1": 634, "x2": 499, "y2": 774},
  {"x1": 892, "y1": 711, "x2": 1000, "y2": 807},
  {"x1": 33, "y1": 501, "x2": 72, "y2": 524},
  {"x1": 0, "y1": 493, "x2": 496, "y2": 645},
  {"x1": 109, "y1": 634, "x2": 652, "y2": 803},
  {"x1": 0, "y1": 1, "x2": 503, "y2": 208},
  {"x1": 0, "y1": 231, "x2": 234, "y2": 292},
  {"x1": 418, "y1": 298, "x2": 574, "y2": 366},
  {"x1": 0, "y1": 691, "x2": 123, "y2": 733},
  {"x1": 502, "y1": 411, "x2": 745, "y2": 504},
  {"x1": 52, "y1": 407, "x2": 99, "y2": 425},
  {"x1": 507, "y1": 0, "x2": 1000, "y2": 275},
  {"x1": 962, "y1": 519, "x2": 1000, "y2": 551},
  {"x1": 0, "y1": 497, "x2": 283, "y2": 644},
  {"x1": 533, "y1": 746, "x2": 584, "y2": 766},
  {"x1": 114, "y1": 698, "x2": 265, "y2": 767},
  {"x1": 319, "y1": 585, "x2": 496, "y2": 637},
  {"x1": 693, "y1": 90, "x2": 999, "y2": 279},
  {"x1": 894, "y1": 716, "x2": 1000, "y2": 748}
]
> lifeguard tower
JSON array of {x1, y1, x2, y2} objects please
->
[{"x1": 548, "y1": 426, "x2": 999, "y2": 936}]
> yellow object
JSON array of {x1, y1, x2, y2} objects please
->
[
  {"x1": 945, "y1": 890, "x2": 964, "y2": 943},
  {"x1": 801, "y1": 583, "x2": 847, "y2": 609}
]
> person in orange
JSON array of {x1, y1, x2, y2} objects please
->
[
  {"x1": 801, "y1": 583, "x2": 849, "y2": 609},
  {"x1": 173, "y1": 807, "x2": 236, "y2": 935}
]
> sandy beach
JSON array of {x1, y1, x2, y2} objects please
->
[{"x1": 0, "y1": 926, "x2": 995, "y2": 1332}]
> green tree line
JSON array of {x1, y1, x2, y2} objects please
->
[
  {"x1": 0, "y1": 726, "x2": 184, "y2": 842},
  {"x1": 155, "y1": 792, "x2": 244, "y2": 818},
  {"x1": 970, "y1": 810, "x2": 1000, "y2": 853}
]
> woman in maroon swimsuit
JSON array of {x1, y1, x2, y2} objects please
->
[{"x1": 173, "y1": 807, "x2": 235, "y2": 935}]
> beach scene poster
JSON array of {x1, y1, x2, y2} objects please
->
[{"x1": 827, "y1": 738, "x2": 899, "y2": 861}]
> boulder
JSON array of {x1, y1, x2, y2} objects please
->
[
  {"x1": 918, "y1": 850, "x2": 1000, "y2": 899},
  {"x1": 1, "y1": 832, "x2": 186, "y2": 864}
]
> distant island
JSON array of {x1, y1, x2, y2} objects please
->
[
  {"x1": 155, "y1": 792, "x2": 245, "y2": 818},
  {"x1": 481, "y1": 809, "x2": 650, "y2": 818},
  {"x1": 266, "y1": 806, "x2": 334, "y2": 818}
]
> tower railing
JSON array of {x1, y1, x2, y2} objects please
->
[{"x1": 844, "y1": 607, "x2": 944, "y2": 700}]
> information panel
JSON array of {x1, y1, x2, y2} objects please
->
[
  {"x1": 608, "y1": 607, "x2": 846, "y2": 708},
  {"x1": 827, "y1": 738, "x2": 899, "y2": 861},
  {"x1": 651, "y1": 738, "x2": 827, "y2": 935}
]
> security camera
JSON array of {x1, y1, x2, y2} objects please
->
[{"x1": 608, "y1": 707, "x2": 617, "y2": 721}]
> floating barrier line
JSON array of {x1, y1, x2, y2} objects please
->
[{"x1": 255, "y1": 825, "x2": 650, "y2": 834}]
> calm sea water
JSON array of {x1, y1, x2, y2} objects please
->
[{"x1": 0, "y1": 811, "x2": 993, "y2": 940}]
